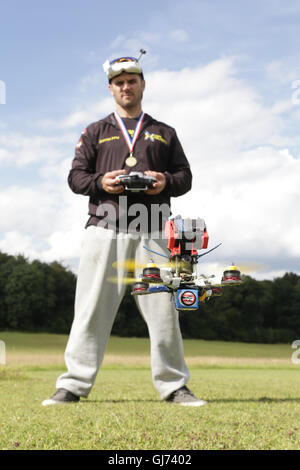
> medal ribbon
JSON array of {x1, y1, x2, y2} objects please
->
[{"x1": 114, "y1": 111, "x2": 145, "y2": 157}]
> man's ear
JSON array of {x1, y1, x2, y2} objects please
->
[{"x1": 108, "y1": 84, "x2": 114, "y2": 96}]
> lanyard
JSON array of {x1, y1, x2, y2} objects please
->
[{"x1": 114, "y1": 111, "x2": 145, "y2": 166}]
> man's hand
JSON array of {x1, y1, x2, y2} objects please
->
[
  {"x1": 144, "y1": 171, "x2": 166, "y2": 195},
  {"x1": 102, "y1": 170, "x2": 126, "y2": 194}
]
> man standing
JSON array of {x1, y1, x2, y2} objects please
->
[{"x1": 42, "y1": 54, "x2": 207, "y2": 407}]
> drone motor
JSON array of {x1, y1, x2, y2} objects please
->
[{"x1": 222, "y1": 264, "x2": 242, "y2": 283}]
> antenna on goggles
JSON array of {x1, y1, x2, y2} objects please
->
[{"x1": 137, "y1": 49, "x2": 147, "y2": 62}]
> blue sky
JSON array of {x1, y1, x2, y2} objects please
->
[
  {"x1": 1, "y1": 0, "x2": 300, "y2": 279},
  {"x1": 2, "y1": 0, "x2": 300, "y2": 115}
]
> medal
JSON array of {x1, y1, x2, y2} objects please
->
[
  {"x1": 125, "y1": 153, "x2": 137, "y2": 167},
  {"x1": 114, "y1": 111, "x2": 145, "y2": 167}
]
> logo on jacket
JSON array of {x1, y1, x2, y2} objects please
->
[
  {"x1": 76, "y1": 128, "x2": 87, "y2": 149},
  {"x1": 99, "y1": 136, "x2": 120, "y2": 144},
  {"x1": 144, "y1": 131, "x2": 168, "y2": 146}
]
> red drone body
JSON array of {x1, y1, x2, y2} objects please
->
[{"x1": 165, "y1": 217, "x2": 209, "y2": 259}]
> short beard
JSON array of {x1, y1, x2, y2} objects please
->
[{"x1": 118, "y1": 92, "x2": 143, "y2": 110}]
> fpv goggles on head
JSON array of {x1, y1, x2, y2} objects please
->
[{"x1": 103, "y1": 50, "x2": 146, "y2": 82}]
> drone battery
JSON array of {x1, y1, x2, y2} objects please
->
[{"x1": 175, "y1": 289, "x2": 199, "y2": 311}]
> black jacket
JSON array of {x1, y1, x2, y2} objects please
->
[{"x1": 68, "y1": 113, "x2": 192, "y2": 231}]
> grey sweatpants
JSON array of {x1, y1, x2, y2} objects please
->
[{"x1": 56, "y1": 225, "x2": 190, "y2": 400}]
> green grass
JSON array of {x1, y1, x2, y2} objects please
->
[
  {"x1": 0, "y1": 331, "x2": 294, "y2": 365},
  {"x1": 0, "y1": 332, "x2": 300, "y2": 450}
]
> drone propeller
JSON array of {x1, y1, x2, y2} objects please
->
[
  {"x1": 112, "y1": 258, "x2": 171, "y2": 272},
  {"x1": 107, "y1": 275, "x2": 174, "y2": 287},
  {"x1": 207, "y1": 261, "x2": 267, "y2": 276},
  {"x1": 231, "y1": 262, "x2": 267, "y2": 274},
  {"x1": 107, "y1": 276, "x2": 142, "y2": 285},
  {"x1": 112, "y1": 259, "x2": 148, "y2": 272}
]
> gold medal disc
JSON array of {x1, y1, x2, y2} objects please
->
[{"x1": 125, "y1": 155, "x2": 137, "y2": 167}]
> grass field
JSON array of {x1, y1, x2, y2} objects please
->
[{"x1": 0, "y1": 332, "x2": 300, "y2": 450}]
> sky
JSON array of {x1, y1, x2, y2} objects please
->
[{"x1": 0, "y1": 0, "x2": 300, "y2": 280}]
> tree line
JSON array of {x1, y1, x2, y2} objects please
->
[
  {"x1": 0, "y1": 251, "x2": 299, "y2": 343},
  {"x1": 0, "y1": 252, "x2": 76, "y2": 333}
]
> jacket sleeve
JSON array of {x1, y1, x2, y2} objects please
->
[
  {"x1": 68, "y1": 125, "x2": 104, "y2": 196},
  {"x1": 163, "y1": 130, "x2": 192, "y2": 197}
]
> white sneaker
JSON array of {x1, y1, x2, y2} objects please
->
[
  {"x1": 42, "y1": 388, "x2": 80, "y2": 406},
  {"x1": 166, "y1": 386, "x2": 207, "y2": 407}
]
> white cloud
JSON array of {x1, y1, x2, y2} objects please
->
[
  {"x1": 271, "y1": 99, "x2": 294, "y2": 115},
  {"x1": 144, "y1": 58, "x2": 281, "y2": 154},
  {"x1": 0, "y1": 182, "x2": 87, "y2": 264},
  {"x1": 0, "y1": 133, "x2": 76, "y2": 167},
  {"x1": 36, "y1": 98, "x2": 113, "y2": 131},
  {"x1": 0, "y1": 231, "x2": 41, "y2": 260},
  {"x1": 266, "y1": 60, "x2": 300, "y2": 85},
  {"x1": 0, "y1": 185, "x2": 60, "y2": 235},
  {"x1": 0, "y1": 148, "x2": 13, "y2": 164}
]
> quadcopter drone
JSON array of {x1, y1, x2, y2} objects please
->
[{"x1": 110, "y1": 214, "x2": 244, "y2": 312}]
